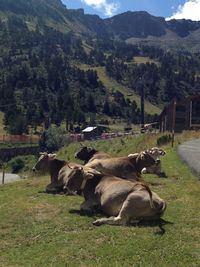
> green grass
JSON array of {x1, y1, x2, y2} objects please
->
[
  {"x1": 0, "y1": 112, "x2": 6, "y2": 135},
  {"x1": 132, "y1": 56, "x2": 159, "y2": 65},
  {"x1": 0, "y1": 132, "x2": 200, "y2": 266},
  {"x1": 79, "y1": 65, "x2": 161, "y2": 115}
]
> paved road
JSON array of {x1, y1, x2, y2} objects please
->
[
  {"x1": 177, "y1": 139, "x2": 200, "y2": 178},
  {"x1": 0, "y1": 173, "x2": 21, "y2": 184}
]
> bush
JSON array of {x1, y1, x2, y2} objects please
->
[
  {"x1": 10, "y1": 157, "x2": 25, "y2": 173},
  {"x1": 157, "y1": 134, "x2": 172, "y2": 146}
]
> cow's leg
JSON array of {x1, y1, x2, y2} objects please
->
[
  {"x1": 93, "y1": 216, "x2": 127, "y2": 226},
  {"x1": 46, "y1": 183, "x2": 61, "y2": 194},
  {"x1": 93, "y1": 192, "x2": 143, "y2": 226},
  {"x1": 80, "y1": 198, "x2": 99, "y2": 214},
  {"x1": 93, "y1": 193, "x2": 135, "y2": 226}
]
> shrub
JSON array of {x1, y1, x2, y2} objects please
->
[
  {"x1": 10, "y1": 157, "x2": 25, "y2": 173},
  {"x1": 157, "y1": 134, "x2": 172, "y2": 146}
]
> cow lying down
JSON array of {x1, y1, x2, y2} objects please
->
[
  {"x1": 85, "y1": 151, "x2": 157, "y2": 181},
  {"x1": 32, "y1": 152, "x2": 81, "y2": 194},
  {"x1": 75, "y1": 146, "x2": 111, "y2": 164},
  {"x1": 128, "y1": 147, "x2": 166, "y2": 177},
  {"x1": 64, "y1": 165, "x2": 167, "y2": 226}
]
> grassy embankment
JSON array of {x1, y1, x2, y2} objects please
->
[{"x1": 0, "y1": 131, "x2": 200, "y2": 266}]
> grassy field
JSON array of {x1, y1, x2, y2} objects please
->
[
  {"x1": 132, "y1": 56, "x2": 159, "y2": 65},
  {"x1": 79, "y1": 65, "x2": 161, "y2": 115},
  {"x1": 0, "y1": 132, "x2": 200, "y2": 266}
]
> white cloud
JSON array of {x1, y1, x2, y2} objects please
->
[
  {"x1": 81, "y1": 0, "x2": 119, "y2": 16},
  {"x1": 166, "y1": 0, "x2": 200, "y2": 21}
]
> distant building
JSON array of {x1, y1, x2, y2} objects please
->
[
  {"x1": 82, "y1": 126, "x2": 99, "y2": 140},
  {"x1": 159, "y1": 95, "x2": 200, "y2": 132}
]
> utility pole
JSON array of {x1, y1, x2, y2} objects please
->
[
  {"x1": 139, "y1": 76, "x2": 145, "y2": 131},
  {"x1": 171, "y1": 98, "x2": 176, "y2": 147},
  {"x1": 140, "y1": 84, "x2": 145, "y2": 129}
]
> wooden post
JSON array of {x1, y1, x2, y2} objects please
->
[
  {"x1": 2, "y1": 167, "x2": 5, "y2": 184},
  {"x1": 171, "y1": 99, "x2": 176, "y2": 147},
  {"x1": 1, "y1": 161, "x2": 5, "y2": 184}
]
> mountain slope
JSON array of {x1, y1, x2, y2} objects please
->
[
  {"x1": 1, "y1": 0, "x2": 200, "y2": 134},
  {"x1": 1, "y1": 1, "x2": 200, "y2": 50},
  {"x1": 79, "y1": 65, "x2": 161, "y2": 115},
  {"x1": 105, "y1": 11, "x2": 167, "y2": 39},
  {"x1": 105, "y1": 11, "x2": 200, "y2": 52}
]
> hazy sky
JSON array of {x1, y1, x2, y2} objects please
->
[{"x1": 62, "y1": 0, "x2": 200, "y2": 20}]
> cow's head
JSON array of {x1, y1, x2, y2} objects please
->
[
  {"x1": 146, "y1": 147, "x2": 166, "y2": 164},
  {"x1": 135, "y1": 151, "x2": 157, "y2": 172},
  {"x1": 32, "y1": 152, "x2": 56, "y2": 173},
  {"x1": 75, "y1": 146, "x2": 97, "y2": 162},
  {"x1": 63, "y1": 166, "x2": 101, "y2": 193}
]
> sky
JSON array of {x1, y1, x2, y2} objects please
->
[{"x1": 62, "y1": 0, "x2": 200, "y2": 20}]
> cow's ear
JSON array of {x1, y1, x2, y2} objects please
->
[
  {"x1": 140, "y1": 152, "x2": 146, "y2": 160},
  {"x1": 160, "y1": 150, "x2": 166, "y2": 156},
  {"x1": 146, "y1": 149, "x2": 153, "y2": 155},
  {"x1": 72, "y1": 166, "x2": 83, "y2": 171},
  {"x1": 89, "y1": 169, "x2": 101, "y2": 175},
  {"x1": 86, "y1": 168, "x2": 101, "y2": 179},
  {"x1": 128, "y1": 153, "x2": 139, "y2": 159}
]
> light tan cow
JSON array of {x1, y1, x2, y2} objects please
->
[
  {"x1": 85, "y1": 151, "x2": 157, "y2": 181},
  {"x1": 128, "y1": 147, "x2": 166, "y2": 177},
  {"x1": 63, "y1": 165, "x2": 167, "y2": 226},
  {"x1": 32, "y1": 152, "x2": 81, "y2": 193}
]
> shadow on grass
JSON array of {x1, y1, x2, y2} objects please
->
[
  {"x1": 69, "y1": 208, "x2": 100, "y2": 218},
  {"x1": 129, "y1": 218, "x2": 173, "y2": 235},
  {"x1": 158, "y1": 172, "x2": 168, "y2": 178},
  {"x1": 69, "y1": 208, "x2": 173, "y2": 234}
]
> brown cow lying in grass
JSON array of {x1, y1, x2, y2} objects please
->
[
  {"x1": 84, "y1": 151, "x2": 157, "y2": 181},
  {"x1": 32, "y1": 152, "x2": 81, "y2": 194},
  {"x1": 129, "y1": 147, "x2": 166, "y2": 177},
  {"x1": 75, "y1": 146, "x2": 111, "y2": 164},
  {"x1": 63, "y1": 165, "x2": 167, "y2": 226}
]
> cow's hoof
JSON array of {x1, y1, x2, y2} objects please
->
[
  {"x1": 159, "y1": 172, "x2": 167, "y2": 178},
  {"x1": 93, "y1": 219, "x2": 103, "y2": 226}
]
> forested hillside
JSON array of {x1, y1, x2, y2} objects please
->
[{"x1": 0, "y1": 0, "x2": 200, "y2": 134}]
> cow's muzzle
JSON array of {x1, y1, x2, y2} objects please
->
[{"x1": 155, "y1": 159, "x2": 161, "y2": 165}]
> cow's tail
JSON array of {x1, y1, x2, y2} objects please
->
[
  {"x1": 142, "y1": 184, "x2": 155, "y2": 209},
  {"x1": 158, "y1": 201, "x2": 167, "y2": 214}
]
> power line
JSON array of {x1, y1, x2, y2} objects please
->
[{"x1": 0, "y1": 99, "x2": 39, "y2": 109}]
